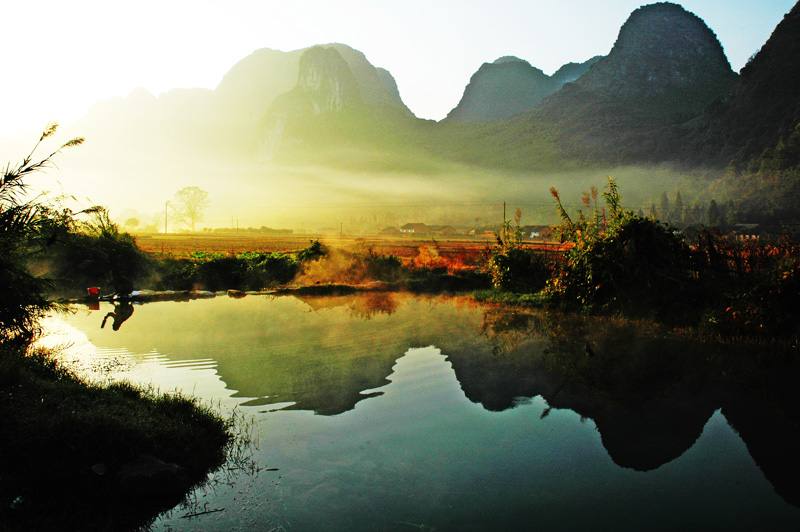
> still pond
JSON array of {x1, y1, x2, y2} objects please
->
[{"x1": 41, "y1": 293, "x2": 800, "y2": 531}]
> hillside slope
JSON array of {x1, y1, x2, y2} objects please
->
[{"x1": 532, "y1": 1, "x2": 737, "y2": 165}]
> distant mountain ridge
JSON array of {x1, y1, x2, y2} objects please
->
[
  {"x1": 681, "y1": 1, "x2": 800, "y2": 169},
  {"x1": 444, "y1": 56, "x2": 600, "y2": 123},
  {"x1": 51, "y1": 1, "x2": 800, "y2": 186},
  {"x1": 256, "y1": 44, "x2": 415, "y2": 162},
  {"x1": 574, "y1": 2, "x2": 734, "y2": 98},
  {"x1": 532, "y1": 1, "x2": 738, "y2": 164}
]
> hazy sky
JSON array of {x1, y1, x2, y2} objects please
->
[{"x1": 1, "y1": 0, "x2": 795, "y2": 137}]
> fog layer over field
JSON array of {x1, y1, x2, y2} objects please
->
[{"x1": 29, "y1": 142, "x2": 705, "y2": 233}]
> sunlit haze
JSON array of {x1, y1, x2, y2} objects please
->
[
  {"x1": 1, "y1": 0, "x2": 794, "y2": 136},
  {"x1": 1, "y1": 0, "x2": 796, "y2": 231}
]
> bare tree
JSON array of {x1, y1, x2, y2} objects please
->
[{"x1": 170, "y1": 186, "x2": 209, "y2": 232}]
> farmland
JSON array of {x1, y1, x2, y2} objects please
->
[
  {"x1": 132, "y1": 232, "x2": 569, "y2": 275},
  {"x1": 134, "y1": 233, "x2": 491, "y2": 267}
]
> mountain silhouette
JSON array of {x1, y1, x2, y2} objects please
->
[
  {"x1": 682, "y1": 1, "x2": 800, "y2": 170},
  {"x1": 533, "y1": 1, "x2": 737, "y2": 164},
  {"x1": 550, "y1": 56, "x2": 603, "y2": 87},
  {"x1": 21, "y1": 0, "x2": 799, "y2": 224},
  {"x1": 444, "y1": 57, "x2": 557, "y2": 122},
  {"x1": 444, "y1": 56, "x2": 601, "y2": 123}
]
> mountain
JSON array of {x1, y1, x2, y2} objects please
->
[
  {"x1": 534, "y1": 1, "x2": 738, "y2": 164},
  {"x1": 213, "y1": 48, "x2": 306, "y2": 148},
  {"x1": 33, "y1": 0, "x2": 800, "y2": 224},
  {"x1": 444, "y1": 56, "x2": 602, "y2": 123},
  {"x1": 63, "y1": 48, "x2": 306, "y2": 162},
  {"x1": 550, "y1": 56, "x2": 603, "y2": 87},
  {"x1": 256, "y1": 44, "x2": 420, "y2": 165},
  {"x1": 327, "y1": 44, "x2": 413, "y2": 115},
  {"x1": 683, "y1": 1, "x2": 800, "y2": 170},
  {"x1": 443, "y1": 57, "x2": 557, "y2": 123}
]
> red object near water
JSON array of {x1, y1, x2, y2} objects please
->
[{"x1": 87, "y1": 287, "x2": 100, "y2": 298}]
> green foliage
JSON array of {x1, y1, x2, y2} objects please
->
[
  {"x1": 362, "y1": 250, "x2": 402, "y2": 282},
  {"x1": 297, "y1": 239, "x2": 327, "y2": 262},
  {"x1": 151, "y1": 257, "x2": 198, "y2": 291},
  {"x1": 547, "y1": 178, "x2": 694, "y2": 318},
  {"x1": 245, "y1": 253, "x2": 298, "y2": 288},
  {"x1": 196, "y1": 256, "x2": 249, "y2": 291},
  {"x1": 40, "y1": 206, "x2": 150, "y2": 296},
  {"x1": 149, "y1": 251, "x2": 298, "y2": 291},
  {"x1": 1, "y1": 124, "x2": 84, "y2": 340},
  {"x1": 489, "y1": 209, "x2": 552, "y2": 293}
]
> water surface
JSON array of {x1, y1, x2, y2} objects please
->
[{"x1": 42, "y1": 293, "x2": 800, "y2": 531}]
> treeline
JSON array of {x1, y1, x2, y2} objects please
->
[
  {"x1": 638, "y1": 190, "x2": 737, "y2": 228},
  {"x1": 201, "y1": 226, "x2": 294, "y2": 235}
]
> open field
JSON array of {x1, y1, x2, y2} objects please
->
[
  {"x1": 133, "y1": 232, "x2": 568, "y2": 272},
  {"x1": 134, "y1": 233, "x2": 495, "y2": 269},
  {"x1": 134, "y1": 233, "x2": 508, "y2": 257}
]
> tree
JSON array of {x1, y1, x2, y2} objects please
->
[
  {"x1": 658, "y1": 191, "x2": 670, "y2": 220},
  {"x1": 707, "y1": 199, "x2": 721, "y2": 226},
  {"x1": 671, "y1": 191, "x2": 684, "y2": 223},
  {"x1": 170, "y1": 186, "x2": 209, "y2": 232},
  {"x1": 1, "y1": 123, "x2": 84, "y2": 340}
]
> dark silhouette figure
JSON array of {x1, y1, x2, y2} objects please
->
[
  {"x1": 111, "y1": 268, "x2": 134, "y2": 297},
  {"x1": 101, "y1": 300, "x2": 134, "y2": 331}
]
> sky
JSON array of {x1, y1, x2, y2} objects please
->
[{"x1": 1, "y1": 0, "x2": 796, "y2": 138}]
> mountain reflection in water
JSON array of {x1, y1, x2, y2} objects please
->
[{"x1": 49, "y1": 293, "x2": 800, "y2": 530}]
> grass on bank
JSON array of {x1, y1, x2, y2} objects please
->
[{"x1": 0, "y1": 341, "x2": 236, "y2": 532}]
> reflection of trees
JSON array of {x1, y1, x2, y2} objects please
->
[
  {"x1": 347, "y1": 292, "x2": 399, "y2": 320},
  {"x1": 481, "y1": 308, "x2": 537, "y2": 358},
  {"x1": 469, "y1": 305, "x2": 800, "y2": 495},
  {"x1": 295, "y1": 292, "x2": 400, "y2": 319}
]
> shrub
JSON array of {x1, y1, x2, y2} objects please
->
[
  {"x1": 297, "y1": 239, "x2": 327, "y2": 262},
  {"x1": 196, "y1": 256, "x2": 249, "y2": 291},
  {"x1": 547, "y1": 178, "x2": 694, "y2": 318},
  {"x1": 363, "y1": 250, "x2": 402, "y2": 282},
  {"x1": 246, "y1": 253, "x2": 298, "y2": 288},
  {"x1": 39, "y1": 207, "x2": 151, "y2": 296},
  {"x1": 491, "y1": 247, "x2": 552, "y2": 293},
  {"x1": 489, "y1": 208, "x2": 553, "y2": 293}
]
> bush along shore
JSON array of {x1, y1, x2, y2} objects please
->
[
  {"x1": 0, "y1": 126, "x2": 237, "y2": 531},
  {"x1": 481, "y1": 178, "x2": 800, "y2": 345},
  {"x1": 37, "y1": 175, "x2": 800, "y2": 347}
]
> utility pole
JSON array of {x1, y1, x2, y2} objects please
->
[
  {"x1": 165, "y1": 201, "x2": 169, "y2": 234},
  {"x1": 503, "y1": 202, "x2": 506, "y2": 223}
]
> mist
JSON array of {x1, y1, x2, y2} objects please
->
[{"x1": 49, "y1": 147, "x2": 718, "y2": 234}]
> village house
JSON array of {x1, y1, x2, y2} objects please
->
[
  {"x1": 400, "y1": 223, "x2": 432, "y2": 235},
  {"x1": 379, "y1": 226, "x2": 402, "y2": 236},
  {"x1": 520, "y1": 225, "x2": 553, "y2": 240},
  {"x1": 428, "y1": 225, "x2": 459, "y2": 236}
]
